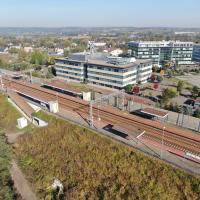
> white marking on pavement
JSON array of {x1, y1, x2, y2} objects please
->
[{"x1": 137, "y1": 131, "x2": 146, "y2": 139}]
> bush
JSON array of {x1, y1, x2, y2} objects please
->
[
  {"x1": 177, "y1": 81, "x2": 184, "y2": 93},
  {"x1": 194, "y1": 109, "x2": 200, "y2": 118},
  {"x1": 124, "y1": 84, "x2": 132, "y2": 93},
  {"x1": 162, "y1": 88, "x2": 177, "y2": 104}
]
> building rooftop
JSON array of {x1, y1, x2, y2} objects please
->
[
  {"x1": 129, "y1": 40, "x2": 193, "y2": 44},
  {"x1": 56, "y1": 52, "x2": 151, "y2": 69},
  {"x1": 128, "y1": 40, "x2": 193, "y2": 47}
]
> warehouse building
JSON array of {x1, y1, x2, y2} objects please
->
[{"x1": 55, "y1": 52, "x2": 152, "y2": 89}]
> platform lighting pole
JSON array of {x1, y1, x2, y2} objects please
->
[
  {"x1": 30, "y1": 69, "x2": 32, "y2": 83},
  {"x1": 161, "y1": 126, "x2": 166, "y2": 159},
  {"x1": 56, "y1": 92, "x2": 58, "y2": 102},
  {"x1": 122, "y1": 89, "x2": 125, "y2": 111},
  {"x1": 198, "y1": 121, "x2": 200, "y2": 132},
  {"x1": 0, "y1": 75, "x2": 3, "y2": 91},
  {"x1": 98, "y1": 104, "x2": 101, "y2": 129}
]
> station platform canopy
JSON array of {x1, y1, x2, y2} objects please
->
[
  {"x1": 140, "y1": 107, "x2": 168, "y2": 119},
  {"x1": 42, "y1": 80, "x2": 83, "y2": 96}
]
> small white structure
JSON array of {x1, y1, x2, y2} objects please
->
[
  {"x1": 33, "y1": 117, "x2": 48, "y2": 127},
  {"x1": 82, "y1": 92, "x2": 91, "y2": 101},
  {"x1": 24, "y1": 47, "x2": 33, "y2": 53},
  {"x1": 55, "y1": 48, "x2": 64, "y2": 56},
  {"x1": 17, "y1": 117, "x2": 28, "y2": 129},
  {"x1": 52, "y1": 178, "x2": 63, "y2": 193},
  {"x1": 49, "y1": 101, "x2": 59, "y2": 113}
]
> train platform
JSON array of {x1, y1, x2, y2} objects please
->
[
  {"x1": 7, "y1": 91, "x2": 34, "y2": 118},
  {"x1": 140, "y1": 107, "x2": 168, "y2": 120}
]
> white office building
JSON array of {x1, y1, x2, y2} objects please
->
[{"x1": 55, "y1": 52, "x2": 152, "y2": 89}]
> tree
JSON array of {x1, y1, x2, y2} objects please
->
[
  {"x1": 177, "y1": 81, "x2": 184, "y2": 93},
  {"x1": 124, "y1": 84, "x2": 132, "y2": 93},
  {"x1": 64, "y1": 49, "x2": 70, "y2": 57},
  {"x1": 63, "y1": 40, "x2": 71, "y2": 48},
  {"x1": 49, "y1": 56, "x2": 56, "y2": 65},
  {"x1": 167, "y1": 69, "x2": 173, "y2": 78},
  {"x1": 150, "y1": 74, "x2": 156, "y2": 82},
  {"x1": 30, "y1": 51, "x2": 48, "y2": 65},
  {"x1": 191, "y1": 86, "x2": 200, "y2": 98},
  {"x1": 162, "y1": 88, "x2": 177, "y2": 104},
  {"x1": 157, "y1": 75, "x2": 163, "y2": 82},
  {"x1": 18, "y1": 50, "x2": 29, "y2": 63},
  {"x1": 132, "y1": 85, "x2": 140, "y2": 94},
  {"x1": 8, "y1": 47, "x2": 19, "y2": 54},
  {"x1": 194, "y1": 109, "x2": 200, "y2": 118},
  {"x1": 153, "y1": 83, "x2": 159, "y2": 90}
]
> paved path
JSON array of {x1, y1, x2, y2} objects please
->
[
  {"x1": 6, "y1": 132, "x2": 25, "y2": 144},
  {"x1": 6, "y1": 132, "x2": 38, "y2": 200},
  {"x1": 10, "y1": 160, "x2": 38, "y2": 200}
]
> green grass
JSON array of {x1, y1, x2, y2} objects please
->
[
  {"x1": 32, "y1": 110, "x2": 55, "y2": 123},
  {"x1": 0, "y1": 135, "x2": 14, "y2": 200},
  {"x1": 16, "y1": 112, "x2": 200, "y2": 200},
  {"x1": 0, "y1": 94, "x2": 24, "y2": 199},
  {"x1": 0, "y1": 94, "x2": 21, "y2": 132},
  {"x1": 69, "y1": 82, "x2": 94, "y2": 92}
]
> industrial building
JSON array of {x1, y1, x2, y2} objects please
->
[
  {"x1": 128, "y1": 41, "x2": 194, "y2": 66},
  {"x1": 55, "y1": 52, "x2": 152, "y2": 89}
]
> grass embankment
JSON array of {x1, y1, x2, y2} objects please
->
[
  {"x1": 0, "y1": 94, "x2": 22, "y2": 199},
  {"x1": 16, "y1": 111, "x2": 200, "y2": 199},
  {"x1": 0, "y1": 94, "x2": 21, "y2": 132}
]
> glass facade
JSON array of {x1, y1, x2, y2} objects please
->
[
  {"x1": 128, "y1": 41, "x2": 193, "y2": 66},
  {"x1": 192, "y1": 44, "x2": 200, "y2": 62}
]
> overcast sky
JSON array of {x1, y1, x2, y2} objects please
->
[{"x1": 0, "y1": 0, "x2": 200, "y2": 27}]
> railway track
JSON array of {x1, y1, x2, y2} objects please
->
[{"x1": 3, "y1": 77, "x2": 200, "y2": 155}]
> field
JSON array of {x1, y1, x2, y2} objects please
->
[
  {"x1": 0, "y1": 94, "x2": 22, "y2": 199},
  {"x1": 16, "y1": 111, "x2": 200, "y2": 200}
]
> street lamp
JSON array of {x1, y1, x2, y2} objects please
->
[
  {"x1": 97, "y1": 104, "x2": 101, "y2": 129},
  {"x1": 161, "y1": 126, "x2": 166, "y2": 159},
  {"x1": 0, "y1": 75, "x2": 3, "y2": 91}
]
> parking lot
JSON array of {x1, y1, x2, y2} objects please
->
[{"x1": 177, "y1": 75, "x2": 200, "y2": 87}]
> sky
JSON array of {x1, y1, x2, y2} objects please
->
[{"x1": 0, "y1": 0, "x2": 200, "y2": 27}]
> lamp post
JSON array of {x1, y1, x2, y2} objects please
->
[
  {"x1": 0, "y1": 75, "x2": 3, "y2": 91},
  {"x1": 97, "y1": 105, "x2": 101, "y2": 129},
  {"x1": 161, "y1": 126, "x2": 166, "y2": 159}
]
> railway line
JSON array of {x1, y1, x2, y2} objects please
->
[{"x1": 2, "y1": 77, "x2": 200, "y2": 156}]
